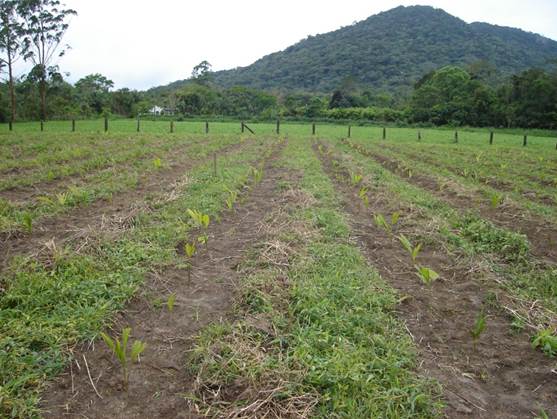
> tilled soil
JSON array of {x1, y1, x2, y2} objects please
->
[
  {"x1": 40, "y1": 142, "x2": 293, "y2": 418},
  {"x1": 382, "y1": 143, "x2": 557, "y2": 201},
  {"x1": 346, "y1": 141, "x2": 557, "y2": 264},
  {"x1": 0, "y1": 139, "x2": 253, "y2": 273},
  {"x1": 316, "y1": 143, "x2": 557, "y2": 418}
]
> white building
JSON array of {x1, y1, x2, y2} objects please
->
[{"x1": 148, "y1": 105, "x2": 164, "y2": 115}]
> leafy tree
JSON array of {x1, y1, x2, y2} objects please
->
[
  {"x1": 75, "y1": 73, "x2": 114, "y2": 115},
  {"x1": 410, "y1": 66, "x2": 500, "y2": 126},
  {"x1": 20, "y1": 0, "x2": 76, "y2": 120},
  {"x1": 221, "y1": 86, "x2": 276, "y2": 118},
  {"x1": 176, "y1": 83, "x2": 218, "y2": 115},
  {"x1": 191, "y1": 60, "x2": 213, "y2": 86},
  {"x1": 507, "y1": 69, "x2": 557, "y2": 129},
  {"x1": 0, "y1": 0, "x2": 25, "y2": 122},
  {"x1": 111, "y1": 88, "x2": 142, "y2": 117}
]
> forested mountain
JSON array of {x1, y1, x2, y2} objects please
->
[{"x1": 154, "y1": 5, "x2": 557, "y2": 94}]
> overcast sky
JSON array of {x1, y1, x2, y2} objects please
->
[{"x1": 24, "y1": 0, "x2": 557, "y2": 90}]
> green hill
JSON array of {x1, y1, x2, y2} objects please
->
[{"x1": 152, "y1": 5, "x2": 557, "y2": 95}]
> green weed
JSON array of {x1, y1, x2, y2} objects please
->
[{"x1": 531, "y1": 329, "x2": 557, "y2": 357}]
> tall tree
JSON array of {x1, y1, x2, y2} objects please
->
[
  {"x1": 20, "y1": 0, "x2": 76, "y2": 120},
  {"x1": 0, "y1": 0, "x2": 25, "y2": 123},
  {"x1": 191, "y1": 60, "x2": 213, "y2": 86}
]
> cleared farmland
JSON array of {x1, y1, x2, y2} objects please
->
[{"x1": 0, "y1": 124, "x2": 556, "y2": 418}]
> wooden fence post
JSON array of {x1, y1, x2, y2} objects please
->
[
  {"x1": 104, "y1": 117, "x2": 108, "y2": 132},
  {"x1": 205, "y1": 121, "x2": 209, "y2": 134},
  {"x1": 382, "y1": 127, "x2": 386, "y2": 140},
  {"x1": 170, "y1": 120, "x2": 174, "y2": 133},
  {"x1": 72, "y1": 119, "x2": 76, "y2": 132},
  {"x1": 418, "y1": 131, "x2": 421, "y2": 141},
  {"x1": 40, "y1": 120, "x2": 44, "y2": 132},
  {"x1": 348, "y1": 125, "x2": 351, "y2": 138},
  {"x1": 136, "y1": 116, "x2": 140, "y2": 132},
  {"x1": 489, "y1": 131, "x2": 494, "y2": 145},
  {"x1": 454, "y1": 131, "x2": 458, "y2": 143},
  {"x1": 276, "y1": 119, "x2": 280, "y2": 134},
  {"x1": 8, "y1": 121, "x2": 12, "y2": 131},
  {"x1": 312, "y1": 123, "x2": 316, "y2": 135},
  {"x1": 241, "y1": 121, "x2": 245, "y2": 133},
  {"x1": 523, "y1": 135, "x2": 527, "y2": 147}
]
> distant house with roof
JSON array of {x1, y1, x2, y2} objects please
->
[{"x1": 148, "y1": 105, "x2": 175, "y2": 116}]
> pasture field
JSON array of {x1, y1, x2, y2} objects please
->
[{"x1": 0, "y1": 124, "x2": 556, "y2": 418}]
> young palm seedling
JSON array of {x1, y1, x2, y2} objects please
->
[
  {"x1": 358, "y1": 187, "x2": 369, "y2": 207},
  {"x1": 167, "y1": 294, "x2": 176, "y2": 312},
  {"x1": 470, "y1": 311, "x2": 487, "y2": 348},
  {"x1": 187, "y1": 208, "x2": 210, "y2": 229},
  {"x1": 351, "y1": 173, "x2": 363, "y2": 186},
  {"x1": 373, "y1": 212, "x2": 401, "y2": 235},
  {"x1": 391, "y1": 211, "x2": 401, "y2": 227},
  {"x1": 187, "y1": 209, "x2": 210, "y2": 248},
  {"x1": 415, "y1": 266, "x2": 439, "y2": 285},
  {"x1": 225, "y1": 189, "x2": 238, "y2": 210},
  {"x1": 100, "y1": 327, "x2": 146, "y2": 390},
  {"x1": 21, "y1": 212, "x2": 33, "y2": 233},
  {"x1": 250, "y1": 166, "x2": 263, "y2": 184},
  {"x1": 490, "y1": 193, "x2": 504, "y2": 209},
  {"x1": 398, "y1": 234, "x2": 422, "y2": 262},
  {"x1": 184, "y1": 242, "x2": 196, "y2": 281},
  {"x1": 373, "y1": 213, "x2": 391, "y2": 234},
  {"x1": 56, "y1": 192, "x2": 69, "y2": 206}
]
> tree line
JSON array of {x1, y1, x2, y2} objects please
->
[{"x1": 159, "y1": 63, "x2": 557, "y2": 130}]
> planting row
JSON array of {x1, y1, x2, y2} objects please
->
[
  {"x1": 328, "y1": 138, "x2": 557, "y2": 336},
  {"x1": 0, "y1": 136, "x2": 278, "y2": 417},
  {"x1": 0, "y1": 134, "x2": 249, "y2": 235},
  {"x1": 376, "y1": 140, "x2": 557, "y2": 208},
  {"x1": 0, "y1": 134, "x2": 208, "y2": 192},
  {"x1": 315, "y1": 139, "x2": 556, "y2": 417},
  {"x1": 183, "y1": 138, "x2": 441, "y2": 417},
  {"x1": 342, "y1": 139, "x2": 557, "y2": 264}
]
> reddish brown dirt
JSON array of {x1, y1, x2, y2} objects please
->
[
  {"x1": 346, "y1": 141, "x2": 557, "y2": 264},
  {"x1": 40, "y1": 143, "x2": 291, "y2": 418},
  {"x1": 316, "y1": 144, "x2": 557, "y2": 419},
  {"x1": 0, "y1": 139, "x2": 253, "y2": 273}
]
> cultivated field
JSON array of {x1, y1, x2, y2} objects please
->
[{"x1": 0, "y1": 123, "x2": 556, "y2": 418}]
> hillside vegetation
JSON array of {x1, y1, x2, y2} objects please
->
[{"x1": 155, "y1": 5, "x2": 557, "y2": 94}]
